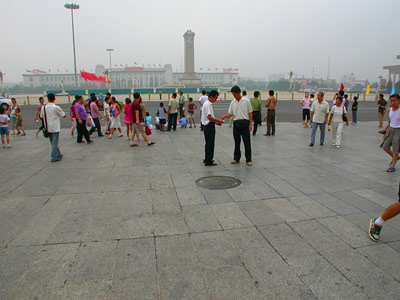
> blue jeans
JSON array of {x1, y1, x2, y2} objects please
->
[
  {"x1": 311, "y1": 122, "x2": 326, "y2": 145},
  {"x1": 48, "y1": 132, "x2": 62, "y2": 162},
  {"x1": 352, "y1": 110, "x2": 357, "y2": 123}
]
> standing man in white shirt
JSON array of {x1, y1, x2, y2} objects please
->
[
  {"x1": 310, "y1": 92, "x2": 330, "y2": 147},
  {"x1": 222, "y1": 86, "x2": 253, "y2": 166},
  {"x1": 201, "y1": 90, "x2": 224, "y2": 166},
  {"x1": 41, "y1": 93, "x2": 66, "y2": 162},
  {"x1": 198, "y1": 90, "x2": 208, "y2": 131}
]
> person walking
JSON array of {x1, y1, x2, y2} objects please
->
[
  {"x1": 70, "y1": 99, "x2": 77, "y2": 137},
  {"x1": 328, "y1": 96, "x2": 349, "y2": 148},
  {"x1": 167, "y1": 93, "x2": 179, "y2": 131},
  {"x1": 157, "y1": 102, "x2": 167, "y2": 132},
  {"x1": 199, "y1": 90, "x2": 208, "y2": 131},
  {"x1": 380, "y1": 94, "x2": 400, "y2": 172},
  {"x1": 377, "y1": 94, "x2": 387, "y2": 128},
  {"x1": 178, "y1": 91, "x2": 186, "y2": 119},
  {"x1": 300, "y1": 92, "x2": 311, "y2": 128},
  {"x1": 15, "y1": 109, "x2": 26, "y2": 136},
  {"x1": 35, "y1": 97, "x2": 45, "y2": 137},
  {"x1": 40, "y1": 93, "x2": 66, "y2": 162},
  {"x1": 187, "y1": 98, "x2": 197, "y2": 128},
  {"x1": 352, "y1": 96, "x2": 359, "y2": 124},
  {"x1": 88, "y1": 94, "x2": 103, "y2": 137},
  {"x1": 265, "y1": 90, "x2": 277, "y2": 136},
  {"x1": 104, "y1": 96, "x2": 111, "y2": 135},
  {"x1": 74, "y1": 95, "x2": 92, "y2": 144},
  {"x1": 9, "y1": 98, "x2": 20, "y2": 135},
  {"x1": 309, "y1": 92, "x2": 330, "y2": 147},
  {"x1": 108, "y1": 97, "x2": 124, "y2": 139},
  {"x1": 221, "y1": 86, "x2": 253, "y2": 166},
  {"x1": 250, "y1": 91, "x2": 262, "y2": 136},
  {"x1": 131, "y1": 92, "x2": 155, "y2": 147},
  {"x1": 202, "y1": 90, "x2": 223, "y2": 166},
  {"x1": 369, "y1": 183, "x2": 400, "y2": 242},
  {"x1": 123, "y1": 98, "x2": 133, "y2": 139},
  {"x1": 0, "y1": 107, "x2": 11, "y2": 148}
]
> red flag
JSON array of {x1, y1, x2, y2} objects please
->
[
  {"x1": 153, "y1": 64, "x2": 156, "y2": 67},
  {"x1": 120, "y1": 64, "x2": 123, "y2": 67},
  {"x1": 134, "y1": 61, "x2": 138, "y2": 65},
  {"x1": 215, "y1": 68, "x2": 218, "y2": 71},
  {"x1": 340, "y1": 83, "x2": 344, "y2": 91},
  {"x1": 200, "y1": 68, "x2": 203, "y2": 71},
  {"x1": 208, "y1": 68, "x2": 211, "y2": 71},
  {"x1": 48, "y1": 69, "x2": 51, "y2": 72},
  {"x1": 26, "y1": 69, "x2": 32, "y2": 73},
  {"x1": 114, "y1": 64, "x2": 117, "y2": 67},
  {"x1": 159, "y1": 64, "x2": 161, "y2": 67}
]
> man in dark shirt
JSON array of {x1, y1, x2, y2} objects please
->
[
  {"x1": 378, "y1": 94, "x2": 387, "y2": 128},
  {"x1": 130, "y1": 92, "x2": 155, "y2": 147},
  {"x1": 351, "y1": 96, "x2": 358, "y2": 124}
]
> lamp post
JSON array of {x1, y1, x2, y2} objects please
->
[
  {"x1": 106, "y1": 48, "x2": 114, "y2": 89},
  {"x1": 64, "y1": 3, "x2": 80, "y2": 87}
]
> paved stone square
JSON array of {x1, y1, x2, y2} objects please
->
[{"x1": 1, "y1": 122, "x2": 400, "y2": 300}]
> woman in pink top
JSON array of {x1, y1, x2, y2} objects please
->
[
  {"x1": 70, "y1": 99, "x2": 77, "y2": 136},
  {"x1": 123, "y1": 98, "x2": 133, "y2": 139},
  {"x1": 300, "y1": 92, "x2": 311, "y2": 128}
]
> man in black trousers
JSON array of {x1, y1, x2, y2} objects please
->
[
  {"x1": 201, "y1": 90, "x2": 223, "y2": 166},
  {"x1": 74, "y1": 95, "x2": 92, "y2": 144},
  {"x1": 222, "y1": 86, "x2": 253, "y2": 166}
]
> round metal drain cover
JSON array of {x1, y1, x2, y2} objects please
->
[{"x1": 196, "y1": 176, "x2": 241, "y2": 190}]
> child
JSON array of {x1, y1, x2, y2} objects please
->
[
  {"x1": 0, "y1": 107, "x2": 11, "y2": 148},
  {"x1": 180, "y1": 117, "x2": 188, "y2": 128},
  {"x1": 146, "y1": 112, "x2": 152, "y2": 125},
  {"x1": 123, "y1": 98, "x2": 133, "y2": 139},
  {"x1": 187, "y1": 97, "x2": 197, "y2": 128},
  {"x1": 157, "y1": 102, "x2": 167, "y2": 131},
  {"x1": 15, "y1": 108, "x2": 26, "y2": 136}
]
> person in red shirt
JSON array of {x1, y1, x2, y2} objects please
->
[{"x1": 130, "y1": 92, "x2": 155, "y2": 147}]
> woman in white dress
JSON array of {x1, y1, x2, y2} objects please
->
[
  {"x1": 328, "y1": 96, "x2": 349, "y2": 148},
  {"x1": 108, "y1": 97, "x2": 124, "y2": 139}
]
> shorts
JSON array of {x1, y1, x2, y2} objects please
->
[
  {"x1": 16, "y1": 119, "x2": 22, "y2": 127},
  {"x1": 159, "y1": 119, "x2": 166, "y2": 125},
  {"x1": 133, "y1": 123, "x2": 145, "y2": 134},
  {"x1": 0, "y1": 127, "x2": 9, "y2": 136},
  {"x1": 382, "y1": 127, "x2": 400, "y2": 154}
]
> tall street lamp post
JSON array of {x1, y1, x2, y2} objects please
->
[
  {"x1": 106, "y1": 49, "x2": 114, "y2": 89},
  {"x1": 64, "y1": 3, "x2": 80, "y2": 87}
]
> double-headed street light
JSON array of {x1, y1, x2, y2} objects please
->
[
  {"x1": 64, "y1": 3, "x2": 80, "y2": 87},
  {"x1": 106, "y1": 49, "x2": 114, "y2": 89}
]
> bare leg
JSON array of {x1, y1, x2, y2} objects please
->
[
  {"x1": 142, "y1": 133, "x2": 151, "y2": 144},
  {"x1": 126, "y1": 124, "x2": 130, "y2": 138},
  {"x1": 21, "y1": 126, "x2": 26, "y2": 135},
  {"x1": 108, "y1": 128, "x2": 115, "y2": 138},
  {"x1": 6, "y1": 134, "x2": 10, "y2": 145},
  {"x1": 1, "y1": 135, "x2": 4, "y2": 145},
  {"x1": 391, "y1": 153, "x2": 399, "y2": 168},
  {"x1": 382, "y1": 203, "x2": 400, "y2": 221}
]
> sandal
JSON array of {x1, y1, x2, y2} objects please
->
[{"x1": 386, "y1": 167, "x2": 396, "y2": 172}]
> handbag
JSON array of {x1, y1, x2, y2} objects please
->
[
  {"x1": 342, "y1": 107, "x2": 347, "y2": 122},
  {"x1": 42, "y1": 105, "x2": 49, "y2": 138},
  {"x1": 145, "y1": 123, "x2": 152, "y2": 135}
]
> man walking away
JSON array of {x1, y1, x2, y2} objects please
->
[
  {"x1": 41, "y1": 93, "x2": 66, "y2": 162},
  {"x1": 202, "y1": 90, "x2": 223, "y2": 166},
  {"x1": 88, "y1": 94, "x2": 103, "y2": 137},
  {"x1": 199, "y1": 90, "x2": 208, "y2": 131},
  {"x1": 310, "y1": 92, "x2": 329, "y2": 147},
  {"x1": 378, "y1": 94, "x2": 387, "y2": 128},
  {"x1": 222, "y1": 86, "x2": 253, "y2": 166},
  {"x1": 265, "y1": 90, "x2": 277, "y2": 136},
  {"x1": 250, "y1": 91, "x2": 262, "y2": 136},
  {"x1": 131, "y1": 92, "x2": 155, "y2": 147},
  {"x1": 75, "y1": 95, "x2": 92, "y2": 144},
  {"x1": 178, "y1": 91, "x2": 186, "y2": 119},
  {"x1": 380, "y1": 94, "x2": 400, "y2": 172},
  {"x1": 369, "y1": 182, "x2": 400, "y2": 242},
  {"x1": 167, "y1": 93, "x2": 179, "y2": 131}
]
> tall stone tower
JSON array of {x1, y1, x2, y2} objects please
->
[{"x1": 180, "y1": 30, "x2": 202, "y2": 88}]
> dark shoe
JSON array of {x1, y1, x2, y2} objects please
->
[
  {"x1": 77, "y1": 141, "x2": 84, "y2": 143},
  {"x1": 369, "y1": 218, "x2": 382, "y2": 242},
  {"x1": 264, "y1": 134, "x2": 270, "y2": 136},
  {"x1": 320, "y1": 143, "x2": 324, "y2": 146},
  {"x1": 203, "y1": 159, "x2": 214, "y2": 163},
  {"x1": 99, "y1": 134, "x2": 104, "y2": 137},
  {"x1": 309, "y1": 143, "x2": 314, "y2": 147},
  {"x1": 205, "y1": 162, "x2": 217, "y2": 166},
  {"x1": 87, "y1": 140, "x2": 93, "y2": 143},
  {"x1": 148, "y1": 142, "x2": 155, "y2": 146}
]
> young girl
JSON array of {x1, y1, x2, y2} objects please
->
[
  {"x1": 9, "y1": 98, "x2": 20, "y2": 135},
  {"x1": 108, "y1": 97, "x2": 124, "y2": 139},
  {"x1": 123, "y1": 98, "x2": 133, "y2": 139},
  {"x1": 15, "y1": 108, "x2": 26, "y2": 136},
  {"x1": 328, "y1": 96, "x2": 349, "y2": 148},
  {"x1": 0, "y1": 107, "x2": 11, "y2": 148}
]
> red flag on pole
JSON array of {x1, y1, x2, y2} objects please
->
[
  {"x1": 114, "y1": 64, "x2": 117, "y2": 67},
  {"x1": 120, "y1": 64, "x2": 123, "y2": 67},
  {"x1": 26, "y1": 69, "x2": 32, "y2": 73},
  {"x1": 340, "y1": 83, "x2": 344, "y2": 91},
  {"x1": 153, "y1": 64, "x2": 156, "y2": 67},
  {"x1": 134, "y1": 61, "x2": 138, "y2": 65},
  {"x1": 208, "y1": 68, "x2": 210, "y2": 71},
  {"x1": 65, "y1": 69, "x2": 68, "y2": 72}
]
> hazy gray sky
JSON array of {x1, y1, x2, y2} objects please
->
[{"x1": 2, "y1": 0, "x2": 399, "y2": 83}]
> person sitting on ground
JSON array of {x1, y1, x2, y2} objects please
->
[{"x1": 180, "y1": 117, "x2": 188, "y2": 128}]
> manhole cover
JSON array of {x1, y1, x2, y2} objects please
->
[{"x1": 196, "y1": 176, "x2": 241, "y2": 190}]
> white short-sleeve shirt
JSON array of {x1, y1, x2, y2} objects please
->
[
  {"x1": 389, "y1": 107, "x2": 400, "y2": 128},
  {"x1": 201, "y1": 100, "x2": 214, "y2": 126},
  {"x1": 40, "y1": 103, "x2": 66, "y2": 133},
  {"x1": 330, "y1": 105, "x2": 347, "y2": 123},
  {"x1": 228, "y1": 98, "x2": 253, "y2": 121},
  {"x1": 199, "y1": 96, "x2": 208, "y2": 111},
  {"x1": 311, "y1": 100, "x2": 329, "y2": 123}
]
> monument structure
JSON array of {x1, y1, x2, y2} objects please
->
[{"x1": 179, "y1": 30, "x2": 202, "y2": 88}]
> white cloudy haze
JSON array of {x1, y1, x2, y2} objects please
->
[{"x1": 1, "y1": 0, "x2": 399, "y2": 83}]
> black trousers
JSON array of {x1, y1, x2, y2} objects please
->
[
  {"x1": 77, "y1": 120, "x2": 91, "y2": 143},
  {"x1": 167, "y1": 113, "x2": 178, "y2": 131},
  {"x1": 302, "y1": 109, "x2": 310, "y2": 121},
  {"x1": 233, "y1": 119, "x2": 252, "y2": 162},
  {"x1": 88, "y1": 117, "x2": 103, "y2": 136},
  {"x1": 203, "y1": 122, "x2": 215, "y2": 164},
  {"x1": 267, "y1": 110, "x2": 276, "y2": 135},
  {"x1": 252, "y1": 111, "x2": 262, "y2": 135}
]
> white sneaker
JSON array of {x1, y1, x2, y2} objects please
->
[
  {"x1": 336, "y1": 145, "x2": 340, "y2": 148},
  {"x1": 119, "y1": 134, "x2": 124, "y2": 137},
  {"x1": 332, "y1": 143, "x2": 336, "y2": 146},
  {"x1": 6, "y1": 144, "x2": 11, "y2": 148},
  {"x1": 108, "y1": 135, "x2": 112, "y2": 139},
  {"x1": 2, "y1": 144, "x2": 5, "y2": 148}
]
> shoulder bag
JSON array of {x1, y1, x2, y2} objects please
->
[
  {"x1": 43, "y1": 105, "x2": 49, "y2": 138},
  {"x1": 342, "y1": 106, "x2": 347, "y2": 122}
]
